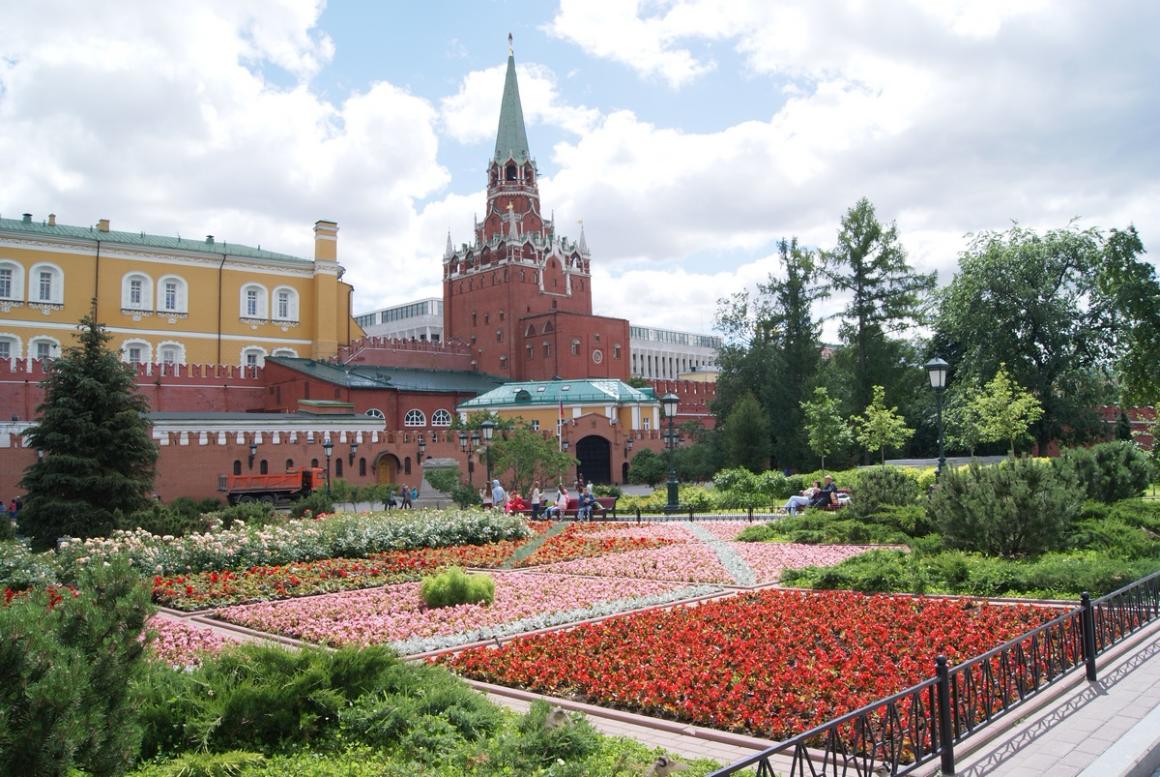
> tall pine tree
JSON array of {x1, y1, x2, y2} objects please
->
[
  {"x1": 21, "y1": 311, "x2": 157, "y2": 550},
  {"x1": 714, "y1": 237, "x2": 826, "y2": 469},
  {"x1": 823, "y1": 198, "x2": 935, "y2": 414}
]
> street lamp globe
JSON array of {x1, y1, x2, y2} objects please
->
[
  {"x1": 661, "y1": 393, "x2": 679, "y2": 418},
  {"x1": 480, "y1": 419, "x2": 495, "y2": 442},
  {"x1": 925, "y1": 357, "x2": 949, "y2": 390}
]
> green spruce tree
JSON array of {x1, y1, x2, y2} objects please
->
[
  {"x1": 20, "y1": 311, "x2": 158, "y2": 550},
  {"x1": 721, "y1": 392, "x2": 771, "y2": 472}
]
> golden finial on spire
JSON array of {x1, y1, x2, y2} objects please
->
[{"x1": 508, "y1": 32, "x2": 513, "y2": 56}]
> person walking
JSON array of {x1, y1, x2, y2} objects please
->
[
  {"x1": 530, "y1": 481, "x2": 542, "y2": 519},
  {"x1": 491, "y1": 479, "x2": 507, "y2": 511},
  {"x1": 399, "y1": 483, "x2": 412, "y2": 509}
]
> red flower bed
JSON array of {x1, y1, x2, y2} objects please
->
[
  {"x1": 442, "y1": 589, "x2": 1063, "y2": 739},
  {"x1": 515, "y1": 523, "x2": 678, "y2": 567}
]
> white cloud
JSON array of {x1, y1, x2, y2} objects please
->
[
  {"x1": 0, "y1": 0, "x2": 452, "y2": 312},
  {"x1": 440, "y1": 61, "x2": 599, "y2": 144}
]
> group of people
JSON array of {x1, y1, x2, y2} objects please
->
[
  {"x1": 782, "y1": 475, "x2": 848, "y2": 516},
  {"x1": 386, "y1": 484, "x2": 413, "y2": 509},
  {"x1": 487, "y1": 479, "x2": 602, "y2": 521}
]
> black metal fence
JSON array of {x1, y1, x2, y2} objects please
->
[{"x1": 708, "y1": 570, "x2": 1160, "y2": 777}]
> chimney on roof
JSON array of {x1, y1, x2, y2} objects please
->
[
  {"x1": 205, "y1": 235, "x2": 214, "y2": 244},
  {"x1": 22, "y1": 213, "x2": 31, "y2": 224},
  {"x1": 313, "y1": 220, "x2": 338, "y2": 262},
  {"x1": 97, "y1": 218, "x2": 110, "y2": 232},
  {"x1": 47, "y1": 213, "x2": 56, "y2": 227}
]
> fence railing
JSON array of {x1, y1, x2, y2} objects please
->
[{"x1": 708, "y1": 569, "x2": 1160, "y2": 777}]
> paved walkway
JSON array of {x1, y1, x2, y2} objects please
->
[{"x1": 917, "y1": 618, "x2": 1160, "y2": 777}]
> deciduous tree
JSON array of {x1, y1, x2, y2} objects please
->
[
  {"x1": 853, "y1": 385, "x2": 914, "y2": 465},
  {"x1": 968, "y1": 366, "x2": 1044, "y2": 456},
  {"x1": 800, "y1": 386, "x2": 852, "y2": 471}
]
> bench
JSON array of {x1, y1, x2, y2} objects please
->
[
  {"x1": 514, "y1": 496, "x2": 618, "y2": 519},
  {"x1": 818, "y1": 489, "x2": 852, "y2": 511}
]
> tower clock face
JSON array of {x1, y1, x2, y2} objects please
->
[{"x1": 592, "y1": 349, "x2": 603, "y2": 364}]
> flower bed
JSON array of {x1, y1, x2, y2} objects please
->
[
  {"x1": 534, "y1": 541, "x2": 873, "y2": 584},
  {"x1": 57, "y1": 509, "x2": 531, "y2": 576},
  {"x1": 513, "y1": 523, "x2": 680, "y2": 567},
  {"x1": 213, "y1": 572, "x2": 718, "y2": 654},
  {"x1": 442, "y1": 589, "x2": 1063, "y2": 739},
  {"x1": 153, "y1": 539, "x2": 541, "y2": 610},
  {"x1": 145, "y1": 617, "x2": 240, "y2": 667}
]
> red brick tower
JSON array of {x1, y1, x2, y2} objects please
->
[{"x1": 443, "y1": 36, "x2": 629, "y2": 381}]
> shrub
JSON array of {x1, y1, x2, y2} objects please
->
[
  {"x1": 848, "y1": 466, "x2": 920, "y2": 519},
  {"x1": 424, "y1": 466, "x2": 461, "y2": 496},
  {"x1": 0, "y1": 557, "x2": 152, "y2": 777},
  {"x1": 138, "y1": 645, "x2": 406, "y2": 757},
  {"x1": 1056, "y1": 441, "x2": 1153, "y2": 503},
  {"x1": 592, "y1": 483, "x2": 622, "y2": 498},
  {"x1": 119, "y1": 503, "x2": 211, "y2": 537},
  {"x1": 928, "y1": 458, "x2": 1083, "y2": 557},
  {"x1": 420, "y1": 567, "x2": 495, "y2": 608},
  {"x1": 1068, "y1": 502, "x2": 1160, "y2": 559},
  {"x1": 211, "y1": 501, "x2": 278, "y2": 529},
  {"x1": 513, "y1": 700, "x2": 600, "y2": 769},
  {"x1": 0, "y1": 541, "x2": 58, "y2": 590},
  {"x1": 290, "y1": 491, "x2": 335, "y2": 519},
  {"x1": 0, "y1": 518, "x2": 12, "y2": 543},
  {"x1": 870, "y1": 504, "x2": 933, "y2": 537},
  {"x1": 628, "y1": 449, "x2": 666, "y2": 486}
]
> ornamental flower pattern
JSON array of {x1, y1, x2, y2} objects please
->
[
  {"x1": 442, "y1": 589, "x2": 1064, "y2": 740},
  {"x1": 213, "y1": 572, "x2": 711, "y2": 651}
]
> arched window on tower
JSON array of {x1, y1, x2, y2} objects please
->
[{"x1": 505, "y1": 163, "x2": 517, "y2": 181}]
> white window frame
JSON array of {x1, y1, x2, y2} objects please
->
[
  {"x1": 157, "y1": 341, "x2": 185, "y2": 366},
  {"x1": 365, "y1": 408, "x2": 385, "y2": 419},
  {"x1": 239, "y1": 283, "x2": 268, "y2": 320},
  {"x1": 271, "y1": 348, "x2": 297, "y2": 358},
  {"x1": 271, "y1": 286, "x2": 299, "y2": 323},
  {"x1": 431, "y1": 409, "x2": 452, "y2": 427},
  {"x1": 28, "y1": 263, "x2": 64, "y2": 304},
  {"x1": 121, "y1": 272, "x2": 153, "y2": 311},
  {"x1": 403, "y1": 409, "x2": 426, "y2": 427},
  {"x1": 121, "y1": 339, "x2": 152, "y2": 365},
  {"x1": 0, "y1": 260, "x2": 24, "y2": 301},
  {"x1": 30, "y1": 336, "x2": 60, "y2": 360},
  {"x1": 241, "y1": 346, "x2": 267, "y2": 368},
  {"x1": 157, "y1": 275, "x2": 188, "y2": 313},
  {"x1": 0, "y1": 333, "x2": 20, "y2": 359}
]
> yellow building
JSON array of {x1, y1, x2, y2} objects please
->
[{"x1": 0, "y1": 213, "x2": 362, "y2": 365}]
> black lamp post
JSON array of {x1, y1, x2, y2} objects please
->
[
  {"x1": 661, "y1": 393, "x2": 680, "y2": 512},
  {"x1": 248, "y1": 441, "x2": 258, "y2": 470},
  {"x1": 459, "y1": 431, "x2": 475, "y2": 487},
  {"x1": 480, "y1": 419, "x2": 495, "y2": 486},
  {"x1": 417, "y1": 433, "x2": 426, "y2": 462},
  {"x1": 322, "y1": 436, "x2": 333, "y2": 494},
  {"x1": 925, "y1": 357, "x2": 949, "y2": 480},
  {"x1": 348, "y1": 439, "x2": 359, "y2": 466}
]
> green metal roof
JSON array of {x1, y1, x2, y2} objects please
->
[
  {"x1": 270, "y1": 357, "x2": 505, "y2": 394},
  {"x1": 459, "y1": 379, "x2": 658, "y2": 410},
  {"x1": 493, "y1": 52, "x2": 530, "y2": 164},
  {"x1": 0, "y1": 215, "x2": 310, "y2": 264}
]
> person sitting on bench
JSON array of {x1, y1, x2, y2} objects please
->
[
  {"x1": 783, "y1": 480, "x2": 820, "y2": 516},
  {"x1": 811, "y1": 476, "x2": 839, "y2": 509}
]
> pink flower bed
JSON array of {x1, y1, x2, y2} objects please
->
[
  {"x1": 694, "y1": 521, "x2": 763, "y2": 541},
  {"x1": 538, "y1": 543, "x2": 738, "y2": 583},
  {"x1": 579, "y1": 524, "x2": 699, "y2": 542},
  {"x1": 213, "y1": 572, "x2": 694, "y2": 648},
  {"x1": 146, "y1": 616, "x2": 240, "y2": 666},
  {"x1": 537, "y1": 542, "x2": 876, "y2": 585},
  {"x1": 731, "y1": 542, "x2": 878, "y2": 584}
]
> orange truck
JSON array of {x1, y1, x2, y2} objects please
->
[{"x1": 218, "y1": 467, "x2": 327, "y2": 505}]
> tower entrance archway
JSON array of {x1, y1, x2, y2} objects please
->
[
  {"x1": 575, "y1": 435, "x2": 611, "y2": 484},
  {"x1": 375, "y1": 454, "x2": 400, "y2": 485}
]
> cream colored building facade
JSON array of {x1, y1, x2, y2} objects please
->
[{"x1": 0, "y1": 213, "x2": 362, "y2": 366}]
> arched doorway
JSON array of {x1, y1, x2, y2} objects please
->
[
  {"x1": 575, "y1": 435, "x2": 612, "y2": 484},
  {"x1": 375, "y1": 453, "x2": 400, "y2": 485}
]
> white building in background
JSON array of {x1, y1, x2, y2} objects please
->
[
  {"x1": 354, "y1": 298, "x2": 444, "y2": 343},
  {"x1": 353, "y1": 298, "x2": 719, "y2": 380},
  {"x1": 629, "y1": 325, "x2": 720, "y2": 380}
]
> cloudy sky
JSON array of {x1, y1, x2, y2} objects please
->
[{"x1": 1, "y1": 0, "x2": 1157, "y2": 338}]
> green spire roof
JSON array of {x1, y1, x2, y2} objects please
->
[{"x1": 494, "y1": 46, "x2": 530, "y2": 165}]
